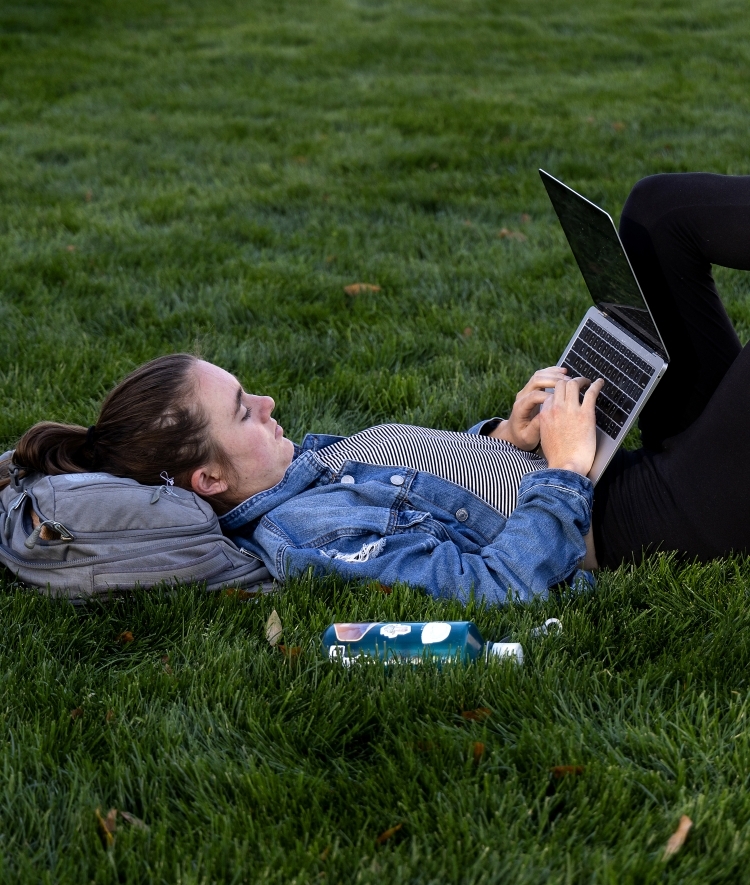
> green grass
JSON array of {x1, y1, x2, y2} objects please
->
[{"x1": 3, "y1": 0, "x2": 750, "y2": 880}]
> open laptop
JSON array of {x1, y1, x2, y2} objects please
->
[{"x1": 539, "y1": 169, "x2": 669, "y2": 483}]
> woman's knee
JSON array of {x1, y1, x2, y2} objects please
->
[{"x1": 621, "y1": 174, "x2": 681, "y2": 229}]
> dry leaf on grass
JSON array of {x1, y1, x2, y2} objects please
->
[
  {"x1": 343, "y1": 282, "x2": 381, "y2": 296},
  {"x1": 161, "y1": 654, "x2": 173, "y2": 675},
  {"x1": 105, "y1": 709, "x2": 115, "y2": 724},
  {"x1": 375, "y1": 823, "x2": 402, "y2": 846},
  {"x1": 96, "y1": 807, "x2": 117, "y2": 849},
  {"x1": 520, "y1": 213, "x2": 531, "y2": 223},
  {"x1": 224, "y1": 587, "x2": 260, "y2": 601},
  {"x1": 472, "y1": 741, "x2": 485, "y2": 763},
  {"x1": 66, "y1": 244, "x2": 76, "y2": 252},
  {"x1": 497, "y1": 228, "x2": 527, "y2": 242},
  {"x1": 612, "y1": 121, "x2": 626, "y2": 132},
  {"x1": 462, "y1": 327, "x2": 473, "y2": 338},
  {"x1": 278, "y1": 644, "x2": 302, "y2": 660},
  {"x1": 662, "y1": 815, "x2": 693, "y2": 860},
  {"x1": 461, "y1": 707, "x2": 492, "y2": 722},
  {"x1": 265, "y1": 609, "x2": 283, "y2": 647},
  {"x1": 70, "y1": 707, "x2": 83, "y2": 721},
  {"x1": 550, "y1": 765, "x2": 585, "y2": 778},
  {"x1": 405, "y1": 739, "x2": 435, "y2": 753},
  {"x1": 119, "y1": 810, "x2": 149, "y2": 831},
  {"x1": 117, "y1": 630, "x2": 134, "y2": 643},
  {"x1": 377, "y1": 583, "x2": 392, "y2": 595}
]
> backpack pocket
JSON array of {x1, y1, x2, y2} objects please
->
[{"x1": 92, "y1": 545, "x2": 234, "y2": 593}]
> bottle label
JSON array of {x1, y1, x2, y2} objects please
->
[
  {"x1": 333, "y1": 623, "x2": 379, "y2": 642},
  {"x1": 421, "y1": 622, "x2": 451, "y2": 643},
  {"x1": 380, "y1": 624, "x2": 412, "y2": 638}
]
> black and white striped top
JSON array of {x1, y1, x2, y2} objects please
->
[{"x1": 315, "y1": 423, "x2": 548, "y2": 517}]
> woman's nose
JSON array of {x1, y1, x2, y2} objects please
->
[{"x1": 253, "y1": 395, "x2": 275, "y2": 418}]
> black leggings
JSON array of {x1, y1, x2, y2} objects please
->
[{"x1": 593, "y1": 173, "x2": 750, "y2": 567}]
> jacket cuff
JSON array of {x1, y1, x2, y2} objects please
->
[{"x1": 467, "y1": 417, "x2": 503, "y2": 436}]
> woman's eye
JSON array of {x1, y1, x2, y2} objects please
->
[{"x1": 242, "y1": 407, "x2": 251, "y2": 421}]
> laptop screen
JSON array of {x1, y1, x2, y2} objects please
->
[{"x1": 539, "y1": 170, "x2": 668, "y2": 360}]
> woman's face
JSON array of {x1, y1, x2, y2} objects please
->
[{"x1": 190, "y1": 360, "x2": 295, "y2": 504}]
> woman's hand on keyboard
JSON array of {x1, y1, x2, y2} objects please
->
[
  {"x1": 540, "y1": 377, "x2": 604, "y2": 476},
  {"x1": 489, "y1": 366, "x2": 568, "y2": 450}
]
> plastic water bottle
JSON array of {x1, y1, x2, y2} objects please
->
[{"x1": 322, "y1": 621, "x2": 523, "y2": 666}]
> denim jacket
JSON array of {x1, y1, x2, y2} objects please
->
[{"x1": 219, "y1": 422, "x2": 595, "y2": 607}]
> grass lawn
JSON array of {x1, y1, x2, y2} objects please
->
[{"x1": 3, "y1": 0, "x2": 750, "y2": 880}]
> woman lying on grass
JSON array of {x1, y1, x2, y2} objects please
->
[{"x1": 4, "y1": 173, "x2": 750, "y2": 605}]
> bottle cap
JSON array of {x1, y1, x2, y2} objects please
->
[{"x1": 487, "y1": 642, "x2": 524, "y2": 665}]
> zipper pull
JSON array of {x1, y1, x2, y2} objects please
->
[{"x1": 4, "y1": 492, "x2": 27, "y2": 538}]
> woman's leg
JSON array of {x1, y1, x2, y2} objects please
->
[
  {"x1": 595, "y1": 341, "x2": 750, "y2": 564},
  {"x1": 595, "y1": 172, "x2": 750, "y2": 564},
  {"x1": 619, "y1": 173, "x2": 750, "y2": 450}
]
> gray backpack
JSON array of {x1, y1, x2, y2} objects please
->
[{"x1": 0, "y1": 462, "x2": 275, "y2": 602}]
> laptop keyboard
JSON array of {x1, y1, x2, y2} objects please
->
[{"x1": 561, "y1": 320, "x2": 656, "y2": 438}]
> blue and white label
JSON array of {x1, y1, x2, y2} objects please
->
[
  {"x1": 421, "y1": 622, "x2": 451, "y2": 644},
  {"x1": 380, "y1": 624, "x2": 411, "y2": 638}
]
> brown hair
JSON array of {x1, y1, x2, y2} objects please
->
[{"x1": 0, "y1": 353, "x2": 236, "y2": 510}]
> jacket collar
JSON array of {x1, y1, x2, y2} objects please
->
[{"x1": 220, "y1": 437, "x2": 342, "y2": 531}]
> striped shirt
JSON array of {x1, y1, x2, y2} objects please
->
[{"x1": 315, "y1": 423, "x2": 548, "y2": 517}]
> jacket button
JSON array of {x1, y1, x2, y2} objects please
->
[
  {"x1": 340, "y1": 474, "x2": 355, "y2": 484},
  {"x1": 390, "y1": 475, "x2": 405, "y2": 486},
  {"x1": 455, "y1": 508, "x2": 469, "y2": 522}
]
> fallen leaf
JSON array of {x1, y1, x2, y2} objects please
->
[
  {"x1": 377, "y1": 583, "x2": 392, "y2": 595},
  {"x1": 463, "y1": 219, "x2": 473, "y2": 227},
  {"x1": 520, "y1": 213, "x2": 531, "y2": 223},
  {"x1": 119, "y1": 810, "x2": 149, "y2": 831},
  {"x1": 161, "y1": 654, "x2": 173, "y2": 675},
  {"x1": 550, "y1": 765, "x2": 585, "y2": 778},
  {"x1": 375, "y1": 822, "x2": 402, "y2": 846},
  {"x1": 294, "y1": 155, "x2": 308, "y2": 164},
  {"x1": 429, "y1": 162, "x2": 439, "y2": 170},
  {"x1": 415, "y1": 740, "x2": 435, "y2": 752},
  {"x1": 325, "y1": 254, "x2": 336, "y2": 263},
  {"x1": 105, "y1": 709, "x2": 115, "y2": 724},
  {"x1": 71, "y1": 707, "x2": 83, "y2": 721},
  {"x1": 461, "y1": 707, "x2": 492, "y2": 722},
  {"x1": 66, "y1": 244, "x2": 76, "y2": 252},
  {"x1": 85, "y1": 190, "x2": 92, "y2": 202},
  {"x1": 343, "y1": 282, "x2": 381, "y2": 296},
  {"x1": 497, "y1": 228, "x2": 527, "y2": 242},
  {"x1": 265, "y1": 609, "x2": 283, "y2": 647},
  {"x1": 279, "y1": 644, "x2": 302, "y2": 660},
  {"x1": 224, "y1": 587, "x2": 260, "y2": 601},
  {"x1": 118, "y1": 630, "x2": 134, "y2": 643},
  {"x1": 612, "y1": 121, "x2": 626, "y2": 132},
  {"x1": 319, "y1": 845, "x2": 331, "y2": 862},
  {"x1": 662, "y1": 815, "x2": 693, "y2": 860},
  {"x1": 585, "y1": 115, "x2": 595, "y2": 123},
  {"x1": 96, "y1": 807, "x2": 117, "y2": 849},
  {"x1": 472, "y1": 741, "x2": 485, "y2": 763},
  {"x1": 462, "y1": 326, "x2": 473, "y2": 338}
]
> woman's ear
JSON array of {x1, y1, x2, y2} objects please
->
[{"x1": 190, "y1": 464, "x2": 229, "y2": 497}]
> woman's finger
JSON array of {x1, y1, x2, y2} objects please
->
[
  {"x1": 517, "y1": 390, "x2": 551, "y2": 410},
  {"x1": 582, "y1": 378, "x2": 605, "y2": 410},
  {"x1": 565, "y1": 376, "x2": 592, "y2": 400},
  {"x1": 526, "y1": 368, "x2": 568, "y2": 389}
]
